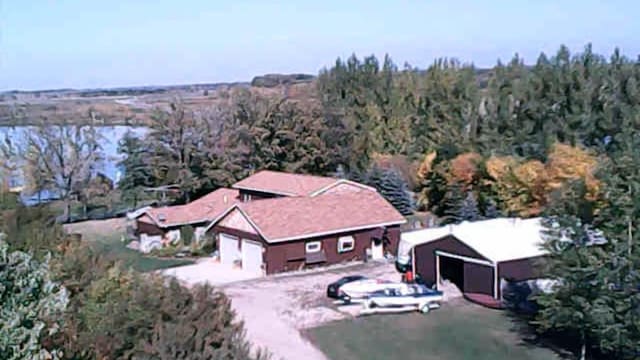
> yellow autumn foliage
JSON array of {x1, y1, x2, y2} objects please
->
[
  {"x1": 417, "y1": 151, "x2": 437, "y2": 180},
  {"x1": 546, "y1": 143, "x2": 598, "y2": 192},
  {"x1": 485, "y1": 156, "x2": 517, "y2": 181},
  {"x1": 483, "y1": 143, "x2": 599, "y2": 216}
]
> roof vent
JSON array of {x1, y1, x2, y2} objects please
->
[
  {"x1": 223, "y1": 195, "x2": 228, "y2": 204},
  {"x1": 158, "y1": 214, "x2": 166, "y2": 222}
]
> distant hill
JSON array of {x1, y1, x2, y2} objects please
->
[
  {"x1": 0, "y1": 82, "x2": 250, "y2": 100},
  {"x1": 251, "y1": 74, "x2": 315, "y2": 88}
]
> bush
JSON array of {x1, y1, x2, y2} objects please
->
[
  {"x1": 58, "y1": 260, "x2": 267, "y2": 359},
  {"x1": 0, "y1": 240, "x2": 68, "y2": 359},
  {"x1": 150, "y1": 245, "x2": 180, "y2": 258},
  {"x1": 180, "y1": 225, "x2": 195, "y2": 246},
  {"x1": 0, "y1": 203, "x2": 65, "y2": 259},
  {"x1": 199, "y1": 236, "x2": 217, "y2": 255}
]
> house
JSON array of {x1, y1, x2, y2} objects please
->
[
  {"x1": 206, "y1": 171, "x2": 406, "y2": 274},
  {"x1": 400, "y1": 218, "x2": 548, "y2": 300},
  {"x1": 135, "y1": 188, "x2": 240, "y2": 252}
]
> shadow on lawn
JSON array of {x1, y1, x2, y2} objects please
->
[{"x1": 504, "y1": 309, "x2": 614, "y2": 360}]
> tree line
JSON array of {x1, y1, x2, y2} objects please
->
[{"x1": 3, "y1": 43, "x2": 640, "y2": 358}]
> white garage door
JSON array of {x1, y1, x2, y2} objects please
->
[
  {"x1": 219, "y1": 234, "x2": 240, "y2": 266},
  {"x1": 242, "y1": 239, "x2": 263, "y2": 273}
]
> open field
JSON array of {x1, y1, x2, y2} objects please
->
[
  {"x1": 64, "y1": 218, "x2": 193, "y2": 272},
  {"x1": 0, "y1": 80, "x2": 316, "y2": 126},
  {"x1": 307, "y1": 300, "x2": 560, "y2": 360}
]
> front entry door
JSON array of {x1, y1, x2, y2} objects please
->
[{"x1": 371, "y1": 238, "x2": 384, "y2": 260}]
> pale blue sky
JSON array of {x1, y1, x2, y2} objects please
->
[{"x1": 1, "y1": 0, "x2": 638, "y2": 90}]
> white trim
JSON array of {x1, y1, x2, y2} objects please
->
[
  {"x1": 309, "y1": 179, "x2": 377, "y2": 197},
  {"x1": 267, "y1": 220, "x2": 406, "y2": 243},
  {"x1": 337, "y1": 235, "x2": 355, "y2": 253},
  {"x1": 138, "y1": 212, "x2": 162, "y2": 227},
  {"x1": 203, "y1": 205, "x2": 241, "y2": 233},
  {"x1": 412, "y1": 246, "x2": 417, "y2": 277},
  {"x1": 242, "y1": 238, "x2": 263, "y2": 247},
  {"x1": 434, "y1": 250, "x2": 494, "y2": 267},
  {"x1": 231, "y1": 185, "x2": 298, "y2": 197},
  {"x1": 435, "y1": 251, "x2": 499, "y2": 298},
  {"x1": 305, "y1": 241, "x2": 322, "y2": 253},
  {"x1": 141, "y1": 210, "x2": 220, "y2": 229},
  {"x1": 204, "y1": 205, "x2": 405, "y2": 244},
  {"x1": 235, "y1": 207, "x2": 268, "y2": 237},
  {"x1": 435, "y1": 254, "x2": 440, "y2": 291},
  {"x1": 493, "y1": 263, "x2": 499, "y2": 299}
]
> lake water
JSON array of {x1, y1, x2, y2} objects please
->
[{"x1": 1, "y1": 125, "x2": 148, "y2": 187}]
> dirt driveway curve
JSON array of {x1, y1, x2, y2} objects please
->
[{"x1": 220, "y1": 261, "x2": 400, "y2": 360}]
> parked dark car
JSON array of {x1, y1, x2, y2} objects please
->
[
  {"x1": 326, "y1": 275, "x2": 367, "y2": 299},
  {"x1": 414, "y1": 276, "x2": 435, "y2": 289}
]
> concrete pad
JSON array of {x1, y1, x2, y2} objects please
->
[{"x1": 161, "y1": 258, "x2": 262, "y2": 286}]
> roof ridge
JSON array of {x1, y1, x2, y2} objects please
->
[{"x1": 257, "y1": 169, "x2": 339, "y2": 180}]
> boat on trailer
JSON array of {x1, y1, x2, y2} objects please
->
[{"x1": 359, "y1": 283, "x2": 444, "y2": 315}]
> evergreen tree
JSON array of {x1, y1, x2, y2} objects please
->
[
  {"x1": 117, "y1": 130, "x2": 154, "y2": 208},
  {"x1": 359, "y1": 166, "x2": 414, "y2": 215},
  {"x1": 459, "y1": 191, "x2": 482, "y2": 222},
  {"x1": 533, "y1": 180, "x2": 611, "y2": 360}
]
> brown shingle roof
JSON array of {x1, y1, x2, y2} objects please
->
[
  {"x1": 236, "y1": 190, "x2": 406, "y2": 242},
  {"x1": 232, "y1": 170, "x2": 339, "y2": 196},
  {"x1": 145, "y1": 188, "x2": 239, "y2": 228}
]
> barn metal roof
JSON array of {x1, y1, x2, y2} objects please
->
[{"x1": 402, "y1": 218, "x2": 548, "y2": 263}]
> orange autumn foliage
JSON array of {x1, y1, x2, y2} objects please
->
[{"x1": 447, "y1": 152, "x2": 482, "y2": 186}]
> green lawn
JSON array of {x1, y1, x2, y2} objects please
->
[
  {"x1": 308, "y1": 302, "x2": 559, "y2": 360},
  {"x1": 65, "y1": 218, "x2": 194, "y2": 272},
  {"x1": 89, "y1": 236, "x2": 194, "y2": 272}
]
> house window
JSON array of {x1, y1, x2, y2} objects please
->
[
  {"x1": 242, "y1": 193, "x2": 252, "y2": 202},
  {"x1": 338, "y1": 236, "x2": 355, "y2": 253},
  {"x1": 305, "y1": 241, "x2": 321, "y2": 253}
]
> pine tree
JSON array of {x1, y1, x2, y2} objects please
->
[
  {"x1": 459, "y1": 191, "x2": 482, "y2": 222},
  {"x1": 117, "y1": 130, "x2": 154, "y2": 207},
  {"x1": 360, "y1": 166, "x2": 414, "y2": 215},
  {"x1": 533, "y1": 180, "x2": 612, "y2": 360}
]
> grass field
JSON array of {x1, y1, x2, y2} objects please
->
[
  {"x1": 64, "y1": 218, "x2": 194, "y2": 272},
  {"x1": 308, "y1": 301, "x2": 559, "y2": 360}
]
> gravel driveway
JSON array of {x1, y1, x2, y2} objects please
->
[{"x1": 220, "y1": 261, "x2": 400, "y2": 360}]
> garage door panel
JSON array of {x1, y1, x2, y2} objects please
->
[
  {"x1": 220, "y1": 234, "x2": 240, "y2": 265},
  {"x1": 242, "y1": 239, "x2": 263, "y2": 273},
  {"x1": 463, "y1": 262, "x2": 494, "y2": 296}
]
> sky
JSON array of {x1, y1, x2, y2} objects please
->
[{"x1": 1, "y1": 0, "x2": 639, "y2": 91}]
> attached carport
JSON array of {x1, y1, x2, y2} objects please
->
[{"x1": 406, "y1": 218, "x2": 548, "y2": 299}]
